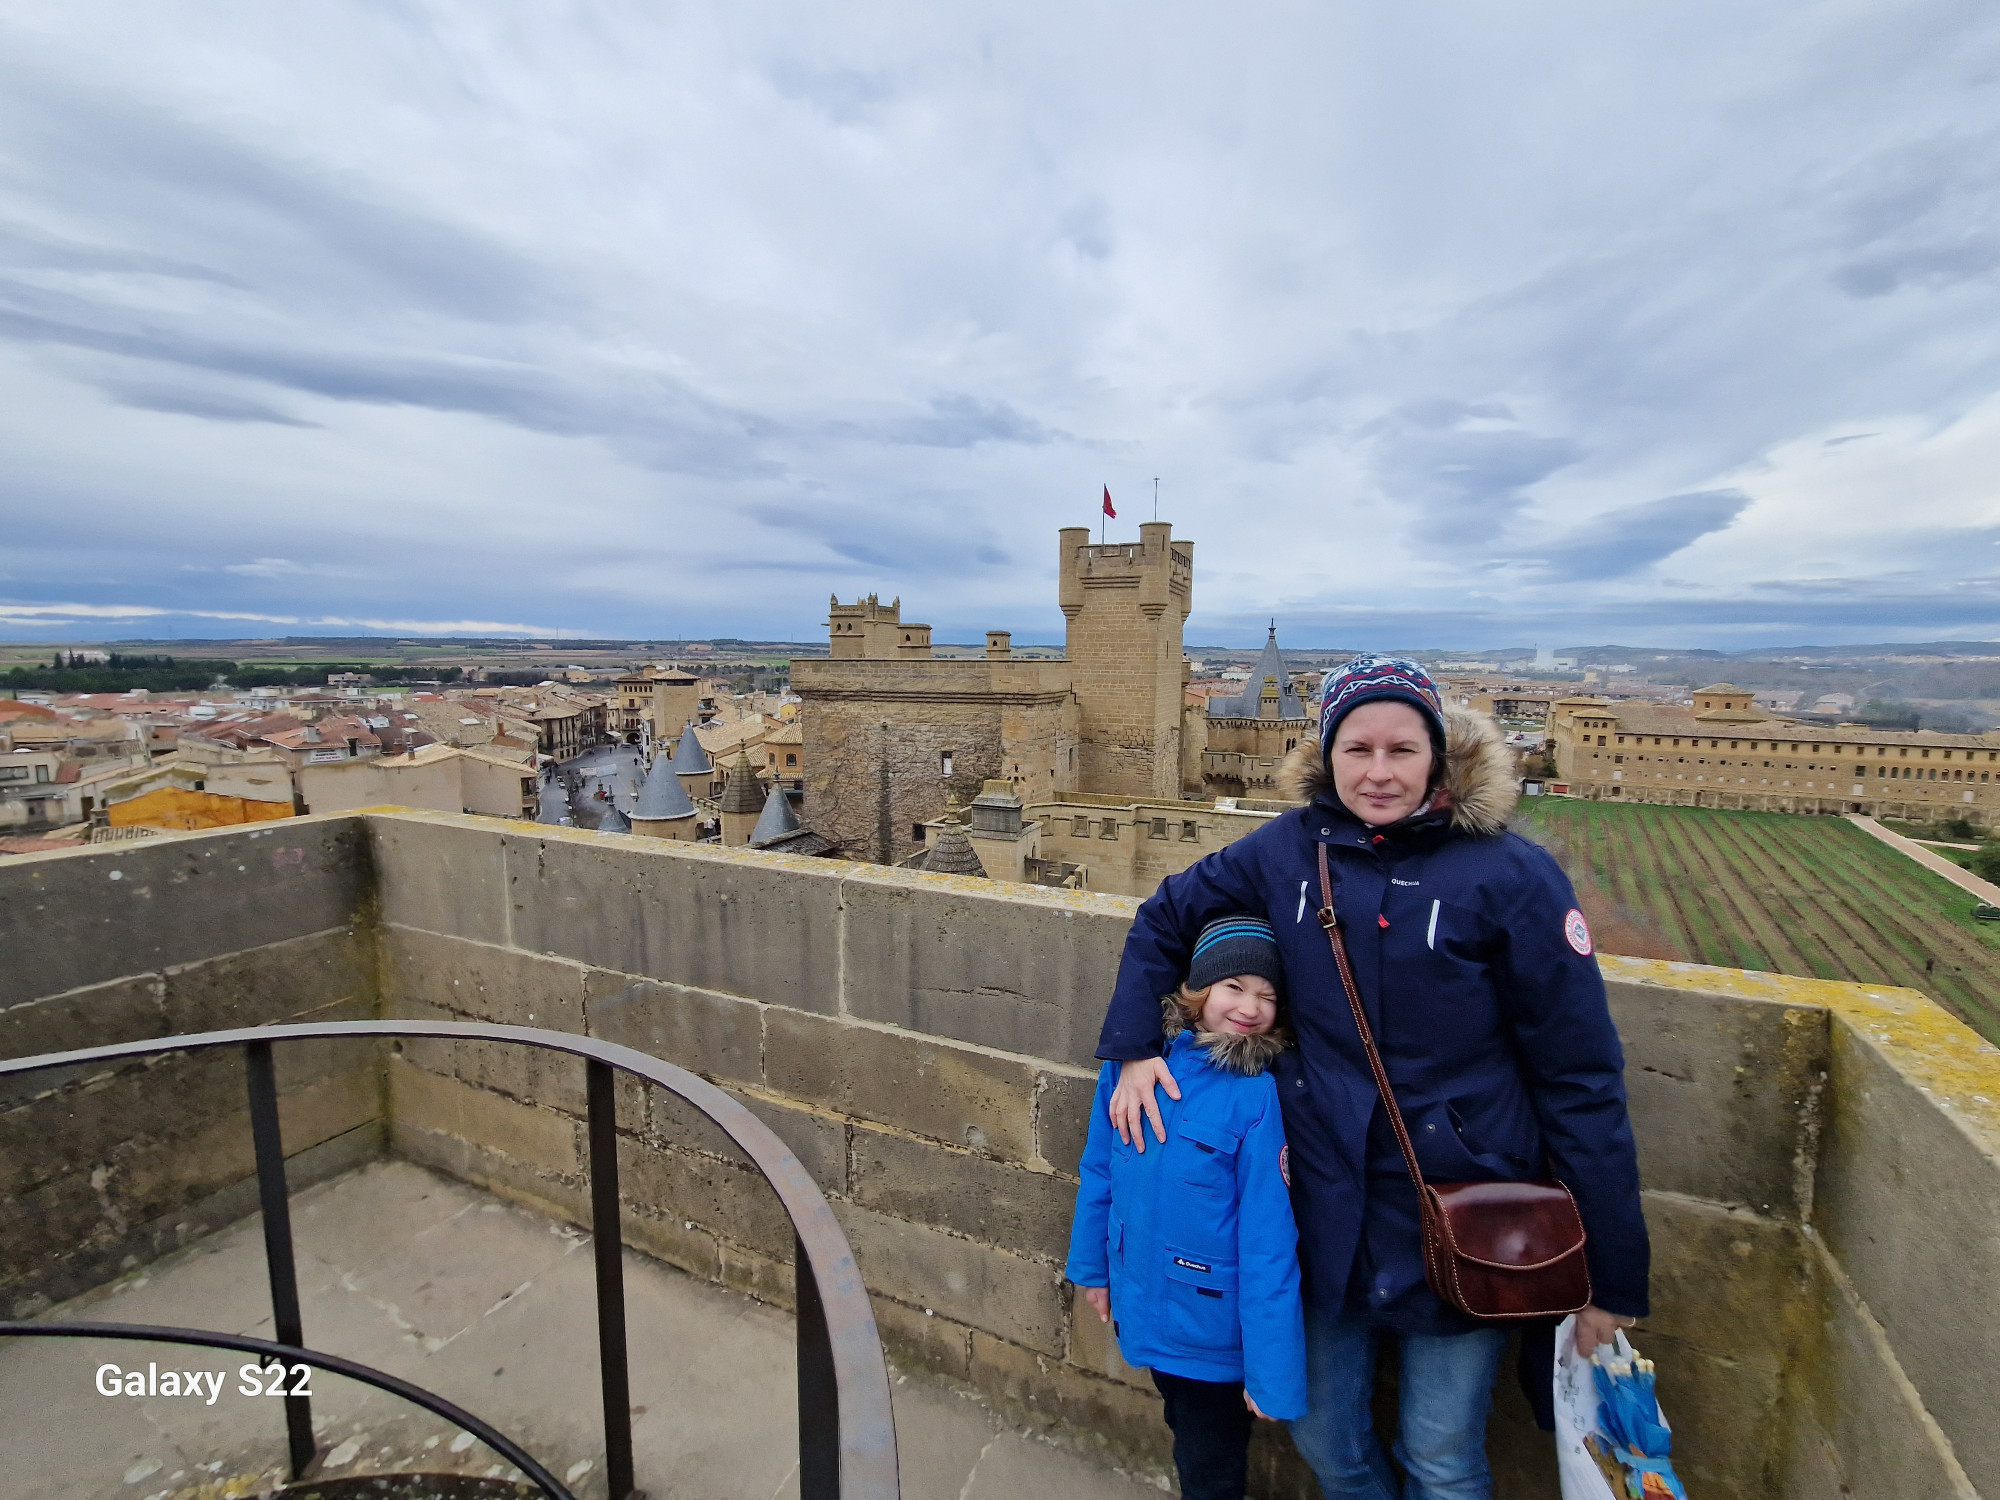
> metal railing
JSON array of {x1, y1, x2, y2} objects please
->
[{"x1": 0, "y1": 1021, "x2": 900, "y2": 1500}]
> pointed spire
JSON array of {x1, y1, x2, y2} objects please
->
[
  {"x1": 633, "y1": 752, "x2": 696, "y2": 820},
  {"x1": 598, "y1": 801, "x2": 631, "y2": 834},
  {"x1": 921, "y1": 822, "x2": 986, "y2": 877},
  {"x1": 749, "y1": 784, "x2": 802, "y2": 847},
  {"x1": 667, "y1": 723, "x2": 711, "y2": 774},
  {"x1": 720, "y1": 750, "x2": 764, "y2": 814},
  {"x1": 1208, "y1": 625, "x2": 1305, "y2": 720}
]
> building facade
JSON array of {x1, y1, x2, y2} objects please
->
[
  {"x1": 1199, "y1": 627, "x2": 1310, "y2": 798},
  {"x1": 1550, "y1": 684, "x2": 2000, "y2": 824},
  {"x1": 793, "y1": 525, "x2": 1199, "y2": 867}
]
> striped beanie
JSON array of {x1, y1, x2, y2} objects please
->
[
  {"x1": 1318, "y1": 654, "x2": 1447, "y2": 769},
  {"x1": 1188, "y1": 914, "x2": 1285, "y2": 998}
]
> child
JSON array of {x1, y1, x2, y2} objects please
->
[{"x1": 1065, "y1": 915, "x2": 1307, "y2": 1500}]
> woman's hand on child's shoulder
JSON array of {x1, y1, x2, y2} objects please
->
[{"x1": 1111, "y1": 1056, "x2": 1180, "y2": 1151}]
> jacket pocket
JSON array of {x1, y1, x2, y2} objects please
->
[
  {"x1": 1163, "y1": 1247, "x2": 1240, "y2": 1352},
  {"x1": 1174, "y1": 1118, "x2": 1242, "y2": 1197}
]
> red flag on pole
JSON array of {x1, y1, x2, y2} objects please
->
[{"x1": 1102, "y1": 486, "x2": 1116, "y2": 519}]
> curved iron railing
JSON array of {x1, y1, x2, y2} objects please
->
[
  {"x1": 0, "y1": 1321, "x2": 574, "y2": 1498},
  {"x1": 0, "y1": 1021, "x2": 900, "y2": 1500}
]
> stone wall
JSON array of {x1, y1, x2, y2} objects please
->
[
  {"x1": 358, "y1": 812, "x2": 1993, "y2": 1498},
  {"x1": 0, "y1": 818, "x2": 383, "y2": 1317},
  {"x1": 1, "y1": 811, "x2": 1992, "y2": 1498},
  {"x1": 794, "y1": 657, "x2": 1077, "y2": 863},
  {"x1": 1023, "y1": 793, "x2": 1279, "y2": 897}
]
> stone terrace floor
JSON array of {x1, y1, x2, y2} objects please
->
[{"x1": 5, "y1": 1160, "x2": 1167, "y2": 1500}]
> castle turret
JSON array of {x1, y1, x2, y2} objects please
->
[
  {"x1": 629, "y1": 753, "x2": 698, "y2": 841},
  {"x1": 719, "y1": 752, "x2": 764, "y2": 847}
]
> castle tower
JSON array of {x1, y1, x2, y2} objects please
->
[
  {"x1": 828, "y1": 595, "x2": 931, "y2": 660},
  {"x1": 1058, "y1": 521, "x2": 1193, "y2": 799}
]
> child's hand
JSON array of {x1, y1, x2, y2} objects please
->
[
  {"x1": 1083, "y1": 1286, "x2": 1111, "y2": 1323},
  {"x1": 1111, "y1": 1057, "x2": 1179, "y2": 1151},
  {"x1": 1244, "y1": 1391, "x2": 1270, "y2": 1420}
]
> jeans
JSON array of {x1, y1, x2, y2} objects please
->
[
  {"x1": 1151, "y1": 1370, "x2": 1255, "y2": 1500},
  {"x1": 1286, "y1": 1300, "x2": 1509, "y2": 1500}
]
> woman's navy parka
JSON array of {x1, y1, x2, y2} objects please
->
[{"x1": 1094, "y1": 708, "x2": 1650, "y2": 1334}]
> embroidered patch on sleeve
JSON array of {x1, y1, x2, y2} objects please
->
[
  {"x1": 1564, "y1": 908, "x2": 1593, "y2": 956},
  {"x1": 1279, "y1": 1143, "x2": 1291, "y2": 1187}
]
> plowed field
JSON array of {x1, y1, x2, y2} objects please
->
[{"x1": 1514, "y1": 798, "x2": 2000, "y2": 1042}]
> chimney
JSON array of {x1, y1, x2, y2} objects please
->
[{"x1": 986, "y1": 631, "x2": 1012, "y2": 660}]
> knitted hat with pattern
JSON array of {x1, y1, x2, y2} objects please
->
[{"x1": 1317, "y1": 653, "x2": 1447, "y2": 771}]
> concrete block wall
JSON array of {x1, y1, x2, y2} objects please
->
[{"x1": 0, "y1": 819, "x2": 384, "y2": 1317}]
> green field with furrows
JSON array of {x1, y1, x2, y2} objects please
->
[{"x1": 1513, "y1": 798, "x2": 2000, "y2": 1043}]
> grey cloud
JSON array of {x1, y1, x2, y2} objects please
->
[
  {"x1": 1525, "y1": 489, "x2": 1752, "y2": 580},
  {"x1": 832, "y1": 394, "x2": 1066, "y2": 449},
  {"x1": 108, "y1": 383, "x2": 317, "y2": 426},
  {"x1": 1362, "y1": 401, "x2": 1581, "y2": 544},
  {"x1": 0, "y1": 51, "x2": 555, "y2": 325}
]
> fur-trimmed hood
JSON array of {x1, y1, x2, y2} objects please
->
[
  {"x1": 1161, "y1": 994, "x2": 1288, "y2": 1076},
  {"x1": 1277, "y1": 703, "x2": 1516, "y2": 837}
]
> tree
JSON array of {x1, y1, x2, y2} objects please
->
[{"x1": 1970, "y1": 847, "x2": 2000, "y2": 885}]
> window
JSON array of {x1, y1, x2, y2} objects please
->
[
  {"x1": 1150, "y1": 818, "x2": 1168, "y2": 839},
  {"x1": 1614, "y1": 755, "x2": 1624, "y2": 764},
  {"x1": 940, "y1": 750, "x2": 954, "y2": 776},
  {"x1": 912, "y1": 823, "x2": 926, "y2": 842},
  {"x1": 785, "y1": 754, "x2": 797, "y2": 767},
  {"x1": 0, "y1": 766, "x2": 24, "y2": 782},
  {"x1": 1099, "y1": 819, "x2": 1118, "y2": 839},
  {"x1": 1181, "y1": 820, "x2": 1199, "y2": 841},
  {"x1": 1073, "y1": 816, "x2": 1089, "y2": 836}
]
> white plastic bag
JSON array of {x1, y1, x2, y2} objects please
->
[{"x1": 1553, "y1": 1314, "x2": 1672, "y2": 1499}]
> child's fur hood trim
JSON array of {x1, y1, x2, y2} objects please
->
[
  {"x1": 1161, "y1": 994, "x2": 1288, "y2": 1076},
  {"x1": 1278, "y1": 703, "x2": 1516, "y2": 836}
]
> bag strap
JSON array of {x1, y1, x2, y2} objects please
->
[{"x1": 1316, "y1": 841, "x2": 1433, "y2": 1211}]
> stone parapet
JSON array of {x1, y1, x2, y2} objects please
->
[{"x1": 1, "y1": 813, "x2": 1995, "y2": 1497}]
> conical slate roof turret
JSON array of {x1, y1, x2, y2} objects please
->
[
  {"x1": 1207, "y1": 624, "x2": 1306, "y2": 719},
  {"x1": 720, "y1": 751, "x2": 764, "y2": 814},
  {"x1": 749, "y1": 784, "x2": 802, "y2": 848},
  {"x1": 633, "y1": 752, "x2": 696, "y2": 820},
  {"x1": 667, "y1": 723, "x2": 711, "y2": 774},
  {"x1": 598, "y1": 801, "x2": 631, "y2": 834},
  {"x1": 921, "y1": 823, "x2": 986, "y2": 877}
]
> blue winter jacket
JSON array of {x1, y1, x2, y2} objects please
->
[
  {"x1": 1095, "y1": 720, "x2": 1650, "y2": 1334},
  {"x1": 1066, "y1": 1029, "x2": 1309, "y2": 1419}
]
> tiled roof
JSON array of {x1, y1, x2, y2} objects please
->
[
  {"x1": 748, "y1": 784, "x2": 801, "y2": 847},
  {"x1": 921, "y1": 824, "x2": 986, "y2": 877},
  {"x1": 633, "y1": 753, "x2": 697, "y2": 820},
  {"x1": 720, "y1": 752, "x2": 765, "y2": 814},
  {"x1": 667, "y1": 724, "x2": 712, "y2": 774}
]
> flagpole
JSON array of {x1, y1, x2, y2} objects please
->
[{"x1": 1153, "y1": 477, "x2": 1159, "y2": 521}]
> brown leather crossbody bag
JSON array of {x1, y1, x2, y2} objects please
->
[{"x1": 1315, "y1": 842, "x2": 1591, "y2": 1321}]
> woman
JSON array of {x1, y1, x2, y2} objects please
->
[{"x1": 1099, "y1": 656, "x2": 1647, "y2": 1500}]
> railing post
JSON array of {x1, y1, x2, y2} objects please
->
[
  {"x1": 585, "y1": 1058, "x2": 636, "y2": 1500},
  {"x1": 244, "y1": 1039, "x2": 316, "y2": 1481},
  {"x1": 795, "y1": 1233, "x2": 840, "y2": 1500}
]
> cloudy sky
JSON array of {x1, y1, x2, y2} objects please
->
[{"x1": 4, "y1": 2, "x2": 2000, "y2": 651}]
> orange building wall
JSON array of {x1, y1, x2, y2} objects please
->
[{"x1": 108, "y1": 787, "x2": 295, "y2": 831}]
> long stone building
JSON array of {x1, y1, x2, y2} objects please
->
[
  {"x1": 794, "y1": 524, "x2": 1208, "y2": 867},
  {"x1": 1550, "y1": 683, "x2": 2000, "y2": 824}
]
